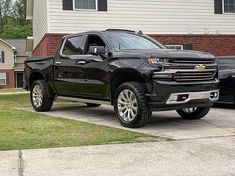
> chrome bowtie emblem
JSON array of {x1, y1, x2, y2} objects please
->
[{"x1": 195, "y1": 64, "x2": 206, "y2": 71}]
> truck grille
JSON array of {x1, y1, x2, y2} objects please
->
[
  {"x1": 170, "y1": 58, "x2": 215, "y2": 64},
  {"x1": 173, "y1": 71, "x2": 216, "y2": 82},
  {"x1": 166, "y1": 58, "x2": 217, "y2": 70},
  {"x1": 166, "y1": 64, "x2": 216, "y2": 70},
  {"x1": 156, "y1": 58, "x2": 217, "y2": 82}
]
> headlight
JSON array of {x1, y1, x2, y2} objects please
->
[{"x1": 147, "y1": 57, "x2": 170, "y2": 65}]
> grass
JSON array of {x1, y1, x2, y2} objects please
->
[
  {"x1": 0, "y1": 94, "x2": 150, "y2": 151},
  {"x1": 0, "y1": 88, "x2": 27, "y2": 93},
  {"x1": 0, "y1": 94, "x2": 30, "y2": 108},
  {"x1": 0, "y1": 109, "x2": 147, "y2": 151},
  {"x1": 0, "y1": 94, "x2": 79, "y2": 108}
]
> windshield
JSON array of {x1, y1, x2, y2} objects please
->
[{"x1": 104, "y1": 32, "x2": 162, "y2": 50}]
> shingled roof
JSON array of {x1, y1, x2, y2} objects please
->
[{"x1": 5, "y1": 39, "x2": 27, "y2": 54}]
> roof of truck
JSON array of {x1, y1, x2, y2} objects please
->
[{"x1": 63, "y1": 29, "x2": 141, "y2": 39}]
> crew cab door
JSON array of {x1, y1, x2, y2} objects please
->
[
  {"x1": 53, "y1": 34, "x2": 110, "y2": 99},
  {"x1": 54, "y1": 35, "x2": 90, "y2": 96},
  {"x1": 77, "y1": 34, "x2": 110, "y2": 99}
]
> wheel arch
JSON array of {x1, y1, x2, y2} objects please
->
[
  {"x1": 110, "y1": 69, "x2": 146, "y2": 105},
  {"x1": 29, "y1": 70, "x2": 45, "y2": 90}
]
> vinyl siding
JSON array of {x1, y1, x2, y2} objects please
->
[
  {"x1": 0, "y1": 42, "x2": 14, "y2": 69},
  {"x1": 33, "y1": 0, "x2": 48, "y2": 48},
  {"x1": 47, "y1": 0, "x2": 235, "y2": 35}
]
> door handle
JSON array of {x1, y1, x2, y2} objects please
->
[
  {"x1": 55, "y1": 61, "x2": 61, "y2": 65},
  {"x1": 77, "y1": 60, "x2": 86, "y2": 64}
]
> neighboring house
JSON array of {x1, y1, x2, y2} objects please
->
[
  {"x1": 0, "y1": 39, "x2": 30, "y2": 89},
  {"x1": 0, "y1": 39, "x2": 16, "y2": 89},
  {"x1": 26, "y1": 0, "x2": 235, "y2": 56}
]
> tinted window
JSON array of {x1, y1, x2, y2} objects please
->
[
  {"x1": 217, "y1": 58, "x2": 235, "y2": 70},
  {"x1": 62, "y1": 36, "x2": 84, "y2": 55},
  {"x1": 85, "y1": 35, "x2": 106, "y2": 54},
  {"x1": 104, "y1": 32, "x2": 162, "y2": 50}
]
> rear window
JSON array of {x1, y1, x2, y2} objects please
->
[
  {"x1": 62, "y1": 35, "x2": 84, "y2": 55},
  {"x1": 216, "y1": 58, "x2": 235, "y2": 70}
]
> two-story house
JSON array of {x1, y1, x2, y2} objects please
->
[
  {"x1": 26, "y1": 0, "x2": 235, "y2": 57},
  {"x1": 6, "y1": 39, "x2": 30, "y2": 88},
  {"x1": 0, "y1": 39, "x2": 30, "y2": 89},
  {"x1": 0, "y1": 39, "x2": 16, "y2": 89}
]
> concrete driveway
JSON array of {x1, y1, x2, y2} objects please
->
[
  {"x1": 31, "y1": 104, "x2": 235, "y2": 140},
  {"x1": 13, "y1": 104, "x2": 234, "y2": 176},
  {"x1": 2, "y1": 137, "x2": 235, "y2": 176}
]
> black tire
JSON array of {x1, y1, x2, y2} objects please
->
[
  {"x1": 30, "y1": 80, "x2": 54, "y2": 112},
  {"x1": 114, "y1": 82, "x2": 151, "y2": 128},
  {"x1": 176, "y1": 106, "x2": 211, "y2": 120},
  {"x1": 86, "y1": 103, "x2": 101, "y2": 107}
]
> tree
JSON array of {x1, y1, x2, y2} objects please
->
[
  {"x1": 0, "y1": 0, "x2": 3, "y2": 33},
  {"x1": 1, "y1": 0, "x2": 13, "y2": 16},
  {"x1": 13, "y1": 0, "x2": 27, "y2": 25},
  {"x1": 0, "y1": 0, "x2": 32, "y2": 39}
]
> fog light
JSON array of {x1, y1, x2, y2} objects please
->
[
  {"x1": 170, "y1": 95, "x2": 178, "y2": 101},
  {"x1": 178, "y1": 94, "x2": 189, "y2": 101},
  {"x1": 210, "y1": 92, "x2": 219, "y2": 99}
]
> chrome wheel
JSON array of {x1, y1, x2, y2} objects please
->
[
  {"x1": 117, "y1": 89, "x2": 138, "y2": 122},
  {"x1": 32, "y1": 85, "x2": 43, "y2": 108},
  {"x1": 182, "y1": 107, "x2": 197, "y2": 113}
]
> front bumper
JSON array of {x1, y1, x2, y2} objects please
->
[{"x1": 147, "y1": 79, "x2": 220, "y2": 111}]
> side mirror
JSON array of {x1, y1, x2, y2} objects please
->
[{"x1": 89, "y1": 46, "x2": 105, "y2": 55}]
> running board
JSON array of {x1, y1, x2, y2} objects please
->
[{"x1": 57, "y1": 96, "x2": 111, "y2": 105}]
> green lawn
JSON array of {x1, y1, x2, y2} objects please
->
[
  {"x1": 0, "y1": 94, "x2": 30, "y2": 108},
  {"x1": 0, "y1": 94, "x2": 150, "y2": 151},
  {"x1": 0, "y1": 88, "x2": 27, "y2": 93},
  {"x1": 0, "y1": 109, "x2": 147, "y2": 151}
]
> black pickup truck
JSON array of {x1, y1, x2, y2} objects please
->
[{"x1": 24, "y1": 29, "x2": 219, "y2": 128}]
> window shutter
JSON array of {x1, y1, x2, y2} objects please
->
[
  {"x1": 214, "y1": 0, "x2": 223, "y2": 14},
  {"x1": 63, "y1": 0, "x2": 73, "y2": 10},
  {"x1": 6, "y1": 73, "x2": 9, "y2": 85},
  {"x1": 98, "y1": 0, "x2": 107, "y2": 11},
  {"x1": 1, "y1": 51, "x2": 5, "y2": 63},
  {"x1": 183, "y1": 44, "x2": 193, "y2": 50}
]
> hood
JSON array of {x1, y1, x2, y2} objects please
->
[{"x1": 115, "y1": 49, "x2": 214, "y2": 59}]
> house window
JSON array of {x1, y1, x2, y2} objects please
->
[
  {"x1": 0, "y1": 73, "x2": 7, "y2": 85},
  {"x1": 74, "y1": 0, "x2": 97, "y2": 10},
  {"x1": 0, "y1": 51, "x2": 4, "y2": 63},
  {"x1": 165, "y1": 45, "x2": 183, "y2": 50},
  {"x1": 224, "y1": 0, "x2": 235, "y2": 13}
]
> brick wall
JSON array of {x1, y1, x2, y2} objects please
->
[
  {"x1": 33, "y1": 33, "x2": 66, "y2": 57},
  {"x1": 33, "y1": 33, "x2": 235, "y2": 57},
  {"x1": 151, "y1": 34, "x2": 235, "y2": 56},
  {"x1": 0, "y1": 69, "x2": 15, "y2": 89}
]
